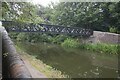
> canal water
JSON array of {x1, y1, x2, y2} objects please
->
[{"x1": 16, "y1": 42, "x2": 118, "y2": 78}]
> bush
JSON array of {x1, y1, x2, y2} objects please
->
[
  {"x1": 61, "y1": 38, "x2": 79, "y2": 48},
  {"x1": 83, "y1": 43, "x2": 118, "y2": 54},
  {"x1": 40, "y1": 34, "x2": 53, "y2": 43},
  {"x1": 52, "y1": 35, "x2": 69, "y2": 44},
  {"x1": 17, "y1": 33, "x2": 29, "y2": 41},
  {"x1": 16, "y1": 33, "x2": 53, "y2": 43},
  {"x1": 9, "y1": 33, "x2": 19, "y2": 39},
  {"x1": 109, "y1": 27, "x2": 117, "y2": 33}
]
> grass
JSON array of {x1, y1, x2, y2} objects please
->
[{"x1": 15, "y1": 46, "x2": 68, "y2": 78}]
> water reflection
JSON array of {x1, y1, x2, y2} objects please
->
[{"x1": 16, "y1": 42, "x2": 118, "y2": 78}]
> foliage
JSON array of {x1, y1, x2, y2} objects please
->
[
  {"x1": 15, "y1": 32, "x2": 72, "y2": 44},
  {"x1": 9, "y1": 32, "x2": 19, "y2": 39},
  {"x1": 61, "y1": 38, "x2": 79, "y2": 48},
  {"x1": 52, "y1": 35, "x2": 69, "y2": 44},
  {"x1": 109, "y1": 27, "x2": 118, "y2": 33},
  {"x1": 11, "y1": 31, "x2": 118, "y2": 54},
  {"x1": 82, "y1": 43, "x2": 118, "y2": 54},
  {"x1": 2, "y1": 2, "x2": 44, "y2": 23},
  {"x1": 43, "y1": 2, "x2": 120, "y2": 33},
  {"x1": 16, "y1": 33, "x2": 29, "y2": 41},
  {"x1": 37, "y1": 34, "x2": 52, "y2": 43},
  {"x1": 2, "y1": 2, "x2": 120, "y2": 33},
  {"x1": 16, "y1": 33, "x2": 49, "y2": 42},
  {"x1": 61, "y1": 38, "x2": 118, "y2": 54}
]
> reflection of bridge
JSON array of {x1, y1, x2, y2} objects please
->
[{"x1": 2, "y1": 21, "x2": 93, "y2": 37}]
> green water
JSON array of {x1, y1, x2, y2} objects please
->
[{"x1": 16, "y1": 42, "x2": 118, "y2": 78}]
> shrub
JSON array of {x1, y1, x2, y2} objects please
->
[
  {"x1": 52, "y1": 35, "x2": 69, "y2": 44},
  {"x1": 109, "y1": 27, "x2": 117, "y2": 33},
  {"x1": 61, "y1": 38, "x2": 79, "y2": 48},
  {"x1": 83, "y1": 43, "x2": 118, "y2": 54},
  {"x1": 9, "y1": 33, "x2": 19, "y2": 39},
  {"x1": 16, "y1": 33, "x2": 29, "y2": 41}
]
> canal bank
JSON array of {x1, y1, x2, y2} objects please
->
[{"x1": 16, "y1": 45, "x2": 68, "y2": 78}]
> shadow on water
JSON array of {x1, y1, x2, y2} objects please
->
[{"x1": 15, "y1": 42, "x2": 118, "y2": 78}]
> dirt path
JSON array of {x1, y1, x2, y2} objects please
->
[{"x1": 20, "y1": 55, "x2": 47, "y2": 78}]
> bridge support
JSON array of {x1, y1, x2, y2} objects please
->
[{"x1": 0, "y1": 27, "x2": 32, "y2": 78}]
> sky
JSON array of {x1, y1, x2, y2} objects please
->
[{"x1": 31, "y1": 0, "x2": 59, "y2": 7}]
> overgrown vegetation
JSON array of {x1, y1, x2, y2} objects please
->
[
  {"x1": 10, "y1": 32, "x2": 71, "y2": 44},
  {"x1": 10, "y1": 32, "x2": 118, "y2": 55},
  {"x1": 61, "y1": 39, "x2": 118, "y2": 54},
  {"x1": 80, "y1": 43, "x2": 118, "y2": 54},
  {"x1": 109, "y1": 27, "x2": 118, "y2": 33},
  {"x1": 61, "y1": 38, "x2": 79, "y2": 48}
]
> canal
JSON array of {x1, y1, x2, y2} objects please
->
[{"x1": 15, "y1": 42, "x2": 118, "y2": 78}]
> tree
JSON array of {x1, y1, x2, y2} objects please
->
[
  {"x1": 46, "y1": 2, "x2": 120, "y2": 33},
  {"x1": 2, "y1": 2, "x2": 44, "y2": 23}
]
